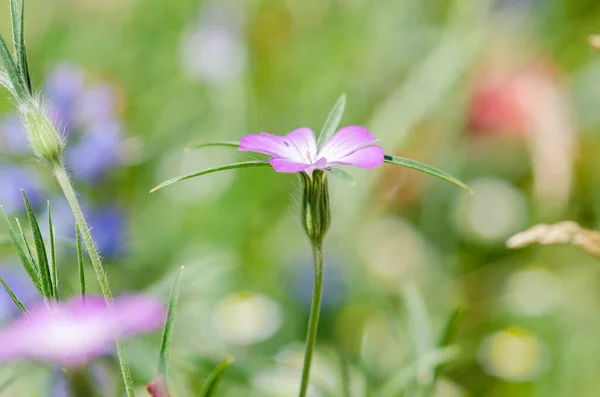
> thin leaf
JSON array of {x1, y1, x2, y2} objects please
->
[
  {"x1": 0, "y1": 70, "x2": 16, "y2": 96},
  {"x1": 15, "y1": 218, "x2": 36, "y2": 269},
  {"x1": 22, "y1": 190, "x2": 53, "y2": 299},
  {"x1": 375, "y1": 346, "x2": 460, "y2": 397},
  {"x1": 0, "y1": 374, "x2": 20, "y2": 394},
  {"x1": 9, "y1": 0, "x2": 31, "y2": 94},
  {"x1": 404, "y1": 283, "x2": 435, "y2": 386},
  {"x1": 158, "y1": 266, "x2": 184, "y2": 378},
  {"x1": 76, "y1": 225, "x2": 85, "y2": 300},
  {"x1": 438, "y1": 306, "x2": 462, "y2": 347},
  {"x1": 0, "y1": 275, "x2": 27, "y2": 312},
  {"x1": 150, "y1": 160, "x2": 271, "y2": 193},
  {"x1": 0, "y1": 34, "x2": 26, "y2": 100},
  {"x1": 383, "y1": 155, "x2": 472, "y2": 193},
  {"x1": 0, "y1": 206, "x2": 41, "y2": 292},
  {"x1": 47, "y1": 202, "x2": 58, "y2": 300},
  {"x1": 316, "y1": 94, "x2": 346, "y2": 148},
  {"x1": 330, "y1": 167, "x2": 355, "y2": 185},
  {"x1": 185, "y1": 141, "x2": 240, "y2": 151},
  {"x1": 200, "y1": 357, "x2": 234, "y2": 397}
]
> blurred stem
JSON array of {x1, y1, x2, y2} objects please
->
[
  {"x1": 66, "y1": 367, "x2": 99, "y2": 397},
  {"x1": 298, "y1": 239, "x2": 324, "y2": 397},
  {"x1": 53, "y1": 165, "x2": 135, "y2": 397}
]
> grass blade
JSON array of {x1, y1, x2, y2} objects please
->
[
  {"x1": 9, "y1": 0, "x2": 31, "y2": 94},
  {"x1": 22, "y1": 190, "x2": 53, "y2": 299},
  {"x1": 185, "y1": 141, "x2": 240, "y2": 151},
  {"x1": 383, "y1": 155, "x2": 472, "y2": 193},
  {"x1": 15, "y1": 218, "x2": 36, "y2": 269},
  {"x1": 0, "y1": 275, "x2": 27, "y2": 312},
  {"x1": 47, "y1": 201, "x2": 58, "y2": 300},
  {"x1": 0, "y1": 35, "x2": 26, "y2": 101},
  {"x1": 404, "y1": 283, "x2": 435, "y2": 386},
  {"x1": 375, "y1": 346, "x2": 460, "y2": 397},
  {"x1": 200, "y1": 357, "x2": 234, "y2": 397},
  {"x1": 438, "y1": 306, "x2": 462, "y2": 347},
  {"x1": 0, "y1": 70, "x2": 16, "y2": 96},
  {"x1": 76, "y1": 225, "x2": 85, "y2": 300},
  {"x1": 150, "y1": 160, "x2": 271, "y2": 193},
  {"x1": 316, "y1": 94, "x2": 346, "y2": 148},
  {"x1": 158, "y1": 266, "x2": 184, "y2": 378},
  {"x1": 0, "y1": 206, "x2": 41, "y2": 292}
]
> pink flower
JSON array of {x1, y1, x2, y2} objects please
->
[
  {"x1": 0, "y1": 295, "x2": 165, "y2": 368},
  {"x1": 239, "y1": 126, "x2": 384, "y2": 174},
  {"x1": 147, "y1": 374, "x2": 171, "y2": 397}
]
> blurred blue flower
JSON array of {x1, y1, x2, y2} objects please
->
[
  {"x1": 0, "y1": 113, "x2": 29, "y2": 153},
  {"x1": 291, "y1": 254, "x2": 347, "y2": 309},
  {"x1": 66, "y1": 119, "x2": 122, "y2": 183},
  {"x1": 0, "y1": 263, "x2": 40, "y2": 323},
  {"x1": 0, "y1": 163, "x2": 42, "y2": 213},
  {"x1": 48, "y1": 198, "x2": 127, "y2": 259},
  {"x1": 87, "y1": 205, "x2": 127, "y2": 259},
  {"x1": 44, "y1": 64, "x2": 85, "y2": 133},
  {"x1": 75, "y1": 83, "x2": 117, "y2": 126}
]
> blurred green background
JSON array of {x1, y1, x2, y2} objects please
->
[{"x1": 1, "y1": 0, "x2": 600, "y2": 395}]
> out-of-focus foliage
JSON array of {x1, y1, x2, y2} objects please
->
[{"x1": 1, "y1": 0, "x2": 600, "y2": 396}]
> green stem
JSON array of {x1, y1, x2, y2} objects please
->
[
  {"x1": 298, "y1": 239, "x2": 324, "y2": 397},
  {"x1": 53, "y1": 166, "x2": 135, "y2": 397}
]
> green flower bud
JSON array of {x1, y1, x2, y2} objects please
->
[
  {"x1": 19, "y1": 100, "x2": 64, "y2": 166},
  {"x1": 301, "y1": 170, "x2": 331, "y2": 244}
]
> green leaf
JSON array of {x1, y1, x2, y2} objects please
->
[
  {"x1": 185, "y1": 141, "x2": 240, "y2": 151},
  {"x1": 47, "y1": 201, "x2": 58, "y2": 300},
  {"x1": 9, "y1": 0, "x2": 31, "y2": 94},
  {"x1": 0, "y1": 206, "x2": 41, "y2": 292},
  {"x1": 76, "y1": 225, "x2": 86, "y2": 299},
  {"x1": 0, "y1": 275, "x2": 27, "y2": 312},
  {"x1": 15, "y1": 218, "x2": 36, "y2": 270},
  {"x1": 330, "y1": 167, "x2": 355, "y2": 185},
  {"x1": 438, "y1": 306, "x2": 462, "y2": 347},
  {"x1": 0, "y1": 34, "x2": 26, "y2": 101},
  {"x1": 22, "y1": 190, "x2": 53, "y2": 299},
  {"x1": 375, "y1": 346, "x2": 460, "y2": 397},
  {"x1": 316, "y1": 94, "x2": 346, "y2": 148},
  {"x1": 150, "y1": 160, "x2": 271, "y2": 193},
  {"x1": 0, "y1": 70, "x2": 16, "y2": 96},
  {"x1": 158, "y1": 266, "x2": 184, "y2": 379},
  {"x1": 383, "y1": 155, "x2": 472, "y2": 193},
  {"x1": 200, "y1": 357, "x2": 234, "y2": 397},
  {"x1": 404, "y1": 283, "x2": 435, "y2": 386}
]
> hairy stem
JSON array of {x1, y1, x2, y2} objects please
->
[
  {"x1": 298, "y1": 239, "x2": 324, "y2": 397},
  {"x1": 53, "y1": 165, "x2": 135, "y2": 397}
]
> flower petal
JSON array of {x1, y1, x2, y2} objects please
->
[
  {"x1": 318, "y1": 125, "x2": 378, "y2": 161},
  {"x1": 328, "y1": 145, "x2": 384, "y2": 169},
  {"x1": 239, "y1": 128, "x2": 318, "y2": 166},
  {"x1": 239, "y1": 132, "x2": 289, "y2": 157},
  {"x1": 282, "y1": 128, "x2": 318, "y2": 163},
  {"x1": 269, "y1": 157, "x2": 311, "y2": 173}
]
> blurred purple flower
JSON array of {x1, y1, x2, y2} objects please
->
[
  {"x1": 75, "y1": 83, "x2": 117, "y2": 126},
  {"x1": 87, "y1": 205, "x2": 127, "y2": 259},
  {"x1": 0, "y1": 163, "x2": 42, "y2": 213},
  {"x1": 48, "y1": 198, "x2": 127, "y2": 259},
  {"x1": 1, "y1": 114, "x2": 29, "y2": 153},
  {"x1": 66, "y1": 119, "x2": 122, "y2": 183},
  {"x1": 0, "y1": 263, "x2": 40, "y2": 323},
  {"x1": 44, "y1": 64, "x2": 85, "y2": 133},
  {"x1": 0, "y1": 295, "x2": 165, "y2": 367}
]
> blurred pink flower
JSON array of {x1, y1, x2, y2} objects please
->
[
  {"x1": 0, "y1": 295, "x2": 165, "y2": 367},
  {"x1": 239, "y1": 126, "x2": 384, "y2": 174},
  {"x1": 146, "y1": 374, "x2": 170, "y2": 397}
]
